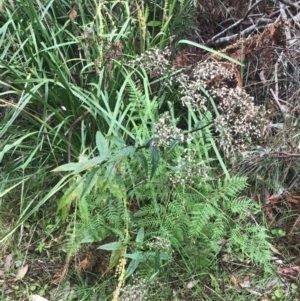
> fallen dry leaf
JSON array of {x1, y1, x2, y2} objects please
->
[
  {"x1": 270, "y1": 244, "x2": 281, "y2": 255},
  {"x1": 245, "y1": 288, "x2": 262, "y2": 296},
  {"x1": 68, "y1": 5, "x2": 78, "y2": 22},
  {"x1": 29, "y1": 295, "x2": 49, "y2": 301},
  {"x1": 51, "y1": 261, "x2": 69, "y2": 285},
  {"x1": 14, "y1": 264, "x2": 28, "y2": 281},
  {"x1": 230, "y1": 275, "x2": 238, "y2": 287},
  {"x1": 186, "y1": 280, "x2": 199, "y2": 289},
  {"x1": 239, "y1": 276, "x2": 251, "y2": 288},
  {"x1": 4, "y1": 254, "x2": 13, "y2": 271},
  {"x1": 279, "y1": 265, "x2": 300, "y2": 277}
]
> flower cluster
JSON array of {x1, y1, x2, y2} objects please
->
[
  {"x1": 179, "y1": 61, "x2": 235, "y2": 111},
  {"x1": 147, "y1": 236, "x2": 172, "y2": 251},
  {"x1": 128, "y1": 47, "x2": 174, "y2": 79},
  {"x1": 119, "y1": 276, "x2": 149, "y2": 301},
  {"x1": 152, "y1": 113, "x2": 193, "y2": 147},
  {"x1": 179, "y1": 60, "x2": 268, "y2": 155},
  {"x1": 169, "y1": 149, "x2": 209, "y2": 185},
  {"x1": 214, "y1": 86, "x2": 268, "y2": 155}
]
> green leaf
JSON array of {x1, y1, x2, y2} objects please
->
[
  {"x1": 134, "y1": 151, "x2": 148, "y2": 176},
  {"x1": 108, "y1": 146, "x2": 136, "y2": 162},
  {"x1": 136, "y1": 227, "x2": 144, "y2": 244},
  {"x1": 78, "y1": 197, "x2": 90, "y2": 224},
  {"x1": 125, "y1": 258, "x2": 140, "y2": 279},
  {"x1": 96, "y1": 131, "x2": 109, "y2": 157},
  {"x1": 0, "y1": 132, "x2": 36, "y2": 163},
  {"x1": 73, "y1": 155, "x2": 107, "y2": 174},
  {"x1": 109, "y1": 178, "x2": 127, "y2": 200},
  {"x1": 56, "y1": 178, "x2": 84, "y2": 222},
  {"x1": 0, "y1": 178, "x2": 30, "y2": 198},
  {"x1": 166, "y1": 140, "x2": 178, "y2": 153},
  {"x1": 80, "y1": 167, "x2": 99, "y2": 199},
  {"x1": 52, "y1": 163, "x2": 80, "y2": 172},
  {"x1": 97, "y1": 241, "x2": 124, "y2": 250},
  {"x1": 124, "y1": 253, "x2": 145, "y2": 261},
  {"x1": 150, "y1": 146, "x2": 159, "y2": 179},
  {"x1": 108, "y1": 247, "x2": 126, "y2": 270},
  {"x1": 178, "y1": 40, "x2": 244, "y2": 66},
  {"x1": 147, "y1": 20, "x2": 161, "y2": 26},
  {"x1": 80, "y1": 235, "x2": 96, "y2": 244}
]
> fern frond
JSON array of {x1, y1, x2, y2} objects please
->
[
  {"x1": 214, "y1": 176, "x2": 248, "y2": 201},
  {"x1": 211, "y1": 217, "x2": 226, "y2": 240},
  {"x1": 64, "y1": 220, "x2": 82, "y2": 260},
  {"x1": 222, "y1": 198, "x2": 252, "y2": 215},
  {"x1": 103, "y1": 199, "x2": 126, "y2": 230},
  {"x1": 229, "y1": 226, "x2": 272, "y2": 266},
  {"x1": 190, "y1": 203, "x2": 217, "y2": 237}
]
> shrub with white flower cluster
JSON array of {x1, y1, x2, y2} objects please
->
[
  {"x1": 129, "y1": 48, "x2": 268, "y2": 155},
  {"x1": 128, "y1": 47, "x2": 175, "y2": 79},
  {"x1": 179, "y1": 61, "x2": 269, "y2": 155},
  {"x1": 147, "y1": 236, "x2": 172, "y2": 251},
  {"x1": 119, "y1": 276, "x2": 149, "y2": 301},
  {"x1": 152, "y1": 113, "x2": 193, "y2": 147},
  {"x1": 169, "y1": 149, "x2": 209, "y2": 185}
]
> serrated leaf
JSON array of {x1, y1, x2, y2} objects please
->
[
  {"x1": 78, "y1": 197, "x2": 90, "y2": 223},
  {"x1": 109, "y1": 179, "x2": 126, "y2": 200},
  {"x1": 57, "y1": 178, "x2": 84, "y2": 222},
  {"x1": 167, "y1": 165, "x2": 181, "y2": 172},
  {"x1": 80, "y1": 167, "x2": 99, "y2": 198},
  {"x1": 57, "y1": 178, "x2": 83, "y2": 211},
  {"x1": 97, "y1": 241, "x2": 123, "y2": 250},
  {"x1": 54, "y1": 156, "x2": 107, "y2": 174},
  {"x1": 80, "y1": 234, "x2": 96, "y2": 244},
  {"x1": 96, "y1": 131, "x2": 109, "y2": 157},
  {"x1": 150, "y1": 146, "x2": 159, "y2": 179}
]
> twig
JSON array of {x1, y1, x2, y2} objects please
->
[
  {"x1": 287, "y1": 171, "x2": 300, "y2": 191},
  {"x1": 67, "y1": 110, "x2": 90, "y2": 163},
  {"x1": 203, "y1": 285, "x2": 227, "y2": 301},
  {"x1": 279, "y1": 2, "x2": 292, "y2": 45},
  {"x1": 277, "y1": 0, "x2": 300, "y2": 10},
  {"x1": 207, "y1": 22, "x2": 273, "y2": 45},
  {"x1": 206, "y1": 0, "x2": 267, "y2": 45}
]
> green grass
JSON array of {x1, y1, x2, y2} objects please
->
[{"x1": 0, "y1": 1, "x2": 298, "y2": 301}]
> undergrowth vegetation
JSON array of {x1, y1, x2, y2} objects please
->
[{"x1": 1, "y1": 1, "x2": 300, "y2": 301}]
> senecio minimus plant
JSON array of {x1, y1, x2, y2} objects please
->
[
  {"x1": 179, "y1": 60, "x2": 269, "y2": 156},
  {"x1": 130, "y1": 48, "x2": 268, "y2": 156}
]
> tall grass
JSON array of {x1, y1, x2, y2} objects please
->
[{"x1": 0, "y1": 2, "x2": 274, "y2": 301}]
